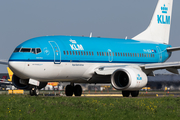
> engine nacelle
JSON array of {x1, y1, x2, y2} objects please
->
[
  {"x1": 111, "y1": 67, "x2": 147, "y2": 90},
  {"x1": 12, "y1": 75, "x2": 47, "y2": 90}
]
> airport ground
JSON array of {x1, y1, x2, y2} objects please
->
[
  {"x1": 1, "y1": 90, "x2": 180, "y2": 98},
  {"x1": 0, "y1": 93, "x2": 180, "y2": 120}
]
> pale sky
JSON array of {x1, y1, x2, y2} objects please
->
[{"x1": 0, "y1": 0, "x2": 180, "y2": 73}]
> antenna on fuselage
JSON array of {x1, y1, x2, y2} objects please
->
[{"x1": 90, "y1": 32, "x2": 92, "y2": 38}]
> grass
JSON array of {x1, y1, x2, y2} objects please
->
[{"x1": 0, "y1": 95, "x2": 180, "y2": 120}]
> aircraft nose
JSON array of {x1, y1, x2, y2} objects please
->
[{"x1": 8, "y1": 53, "x2": 26, "y2": 77}]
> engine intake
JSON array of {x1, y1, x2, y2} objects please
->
[{"x1": 111, "y1": 67, "x2": 147, "y2": 90}]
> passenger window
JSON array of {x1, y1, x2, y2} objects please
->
[
  {"x1": 104, "y1": 52, "x2": 106, "y2": 56},
  {"x1": 128, "y1": 53, "x2": 129, "y2": 57},
  {"x1": 78, "y1": 51, "x2": 80, "y2": 55},
  {"x1": 76, "y1": 51, "x2": 77, "y2": 55},
  {"x1": 135, "y1": 53, "x2": 137, "y2": 57},
  {"x1": 84, "y1": 51, "x2": 86, "y2": 55},
  {"x1": 67, "y1": 51, "x2": 69, "y2": 55},
  {"x1": 73, "y1": 51, "x2": 75, "y2": 55},
  {"x1": 92, "y1": 52, "x2": 94, "y2": 56},
  {"x1": 107, "y1": 52, "x2": 109, "y2": 56},
  {"x1": 140, "y1": 53, "x2": 141, "y2": 57},
  {"x1": 118, "y1": 52, "x2": 120, "y2": 56},
  {"x1": 97, "y1": 52, "x2": 99, "y2": 56},
  {"x1": 81, "y1": 51, "x2": 83, "y2": 55},
  {"x1": 125, "y1": 53, "x2": 127, "y2": 57},
  {"x1": 113, "y1": 52, "x2": 114, "y2": 56},
  {"x1": 102, "y1": 52, "x2": 104, "y2": 56},
  {"x1": 70, "y1": 51, "x2": 72, "y2": 55},
  {"x1": 115, "y1": 52, "x2": 117, "y2": 56},
  {"x1": 89, "y1": 51, "x2": 91, "y2": 56},
  {"x1": 99, "y1": 52, "x2": 101, "y2": 56},
  {"x1": 86, "y1": 51, "x2": 88, "y2": 55}
]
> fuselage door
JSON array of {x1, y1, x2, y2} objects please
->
[
  {"x1": 156, "y1": 46, "x2": 162, "y2": 63},
  {"x1": 49, "y1": 41, "x2": 61, "y2": 64},
  {"x1": 108, "y1": 49, "x2": 113, "y2": 62}
]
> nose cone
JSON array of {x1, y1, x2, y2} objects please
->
[{"x1": 8, "y1": 53, "x2": 26, "y2": 78}]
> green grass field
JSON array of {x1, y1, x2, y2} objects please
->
[{"x1": 0, "y1": 95, "x2": 180, "y2": 120}]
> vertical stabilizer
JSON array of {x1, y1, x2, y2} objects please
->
[{"x1": 132, "y1": 0, "x2": 173, "y2": 44}]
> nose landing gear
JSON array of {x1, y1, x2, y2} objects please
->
[
  {"x1": 65, "y1": 84, "x2": 82, "y2": 96},
  {"x1": 30, "y1": 87, "x2": 39, "y2": 96}
]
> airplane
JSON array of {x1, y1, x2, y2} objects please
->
[{"x1": 0, "y1": 0, "x2": 179, "y2": 97}]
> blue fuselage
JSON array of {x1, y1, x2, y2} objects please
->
[{"x1": 9, "y1": 36, "x2": 172, "y2": 64}]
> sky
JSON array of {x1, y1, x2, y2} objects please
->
[{"x1": 0, "y1": 0, "x2": 180, "y2": 73}]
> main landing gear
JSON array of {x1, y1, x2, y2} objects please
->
[
  {"x1": 30, "y1": 87, "x2": 39, "y2": 96},
  {"x1": 65, "y1": 84, "x2": 82, "y2": 96},
  {"x1": 122, "y1": 90, "x2": 139, "y2": 97}
]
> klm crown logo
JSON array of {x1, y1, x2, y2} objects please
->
[
  {"x1": 157, "y1": 4, "x2": 170, "y2": 25},
  {"x1": 161, "y1": 4, "x2": 168, "y2": 14},
  {"x1": 137, "y1": 74, "x2": 142, "y2": 80}
]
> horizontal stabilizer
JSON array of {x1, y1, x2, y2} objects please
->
[{"x1": 167, "y1": 47, "x2": 180, "y2": 52}]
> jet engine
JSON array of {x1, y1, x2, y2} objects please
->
[
  {"x1": 12, "y1": 74, "x2": 47, "y2": 90},
  {"x1": 111, "y1": 67, "x2": 147, "y2": 90}
]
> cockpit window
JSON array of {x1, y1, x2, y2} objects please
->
[
  {"x1": 13, "y1": 48, "x2": 41, "y2": 54},
  {"x1": 14, "y1": 48, "x2": 20, "y2": 53},
  {"x1": 21, "y1": 48, "x2": 31, "y2": 52},
  {"x1": 31, "y1": 48, "x2": 36, "y2": 54},
  {"x1": 36, "y1": 48, "x2": 41, "y2": 54}
]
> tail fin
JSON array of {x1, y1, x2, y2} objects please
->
[
  {"x1": 7, "y1": 67, "x2": 13, "y2": 82},
  {"x1": 132, "y1": 0, "x2": 173, "y2": 44}
]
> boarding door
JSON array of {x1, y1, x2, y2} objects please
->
[
  {"x1": 49, "y1": 41, "x2": 61, "y2": 64},
  {"x1": 156, "y1": 46, "x2": 162, "y2": 63},
  {"x1": 107, "y1": 49, "x2": 113, "y2": 62}
]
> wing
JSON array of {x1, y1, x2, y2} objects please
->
[
  {"x1": 0, "y1": 60, "x2": 8, "y2": 65},
  {"x1": 140, "y1": 61, "x2": 180, "y2": 74}
]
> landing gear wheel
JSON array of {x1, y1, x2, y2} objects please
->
[
  {"x1": 29, "y1": 87, "x2": 39, "y2": 96},
  {"x1": 131, "y1": 91, "x2": 139, "y2": 97},
  {"x1": 33, "y1": 87, "x2": 39, "y2": 96},
  {"x1": 122, "y1": 91, "x2": 130, "y2": 97},
  {"x1": 74, "y1": 85, "x2": 82, "y2": 96},
  {"x1": 30, "y1": 90, "x2": 34, "y2": 96},
  {"x1": 65, "y1": 85, "x2": 74, "y2": 96}
]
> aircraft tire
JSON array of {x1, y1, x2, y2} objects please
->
[
  {"x1": 122, "y1": 91, "x2": 130, "y2": 97},
  {"x1": 33, "y1": 87, "x2": 39, "y2": 96},
  {"x1": 65, "y1": 85, "x2": 74, "y2": 96},
  {"x1": 131, "y1": 91, "x2": 139, "y2": 97},
  {"x1": 30, "y1": 90, "x2": 34, "y2": 96},
  {"x1": 74, "y1": 85, "x2": 82, "y2": 96}
]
